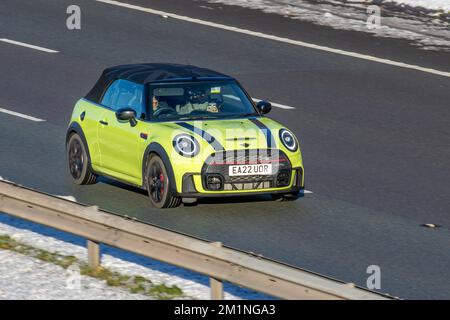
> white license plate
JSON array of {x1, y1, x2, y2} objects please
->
[{"x1": 228, "y1": 164, "x2": 272, "y2": 176}]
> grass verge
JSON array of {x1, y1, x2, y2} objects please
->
[{"x1": 0, "y1": 234, "x2": 184, "y2": 299}]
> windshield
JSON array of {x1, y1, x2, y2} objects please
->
[{"x1": 149, "y1": 81, "x2": 258, "y2": 121}]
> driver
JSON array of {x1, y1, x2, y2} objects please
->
[
  {"x1": 152, "y1": 95, "x2": 170, "y2": 113},
  {"x1": 152, "y1": 96, "x2": 161, "y2": 112}
]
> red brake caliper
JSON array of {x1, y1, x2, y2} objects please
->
[{"x1": 159, "y1": 173, "x2": 164, "y2": 195}]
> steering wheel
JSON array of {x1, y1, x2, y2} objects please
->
[
  {"x1": 189, "y1": 109, "x2": 211, "y2": 116},
  {"x1": 153, "y1": 107, "x2": 176, "y2": 118}
]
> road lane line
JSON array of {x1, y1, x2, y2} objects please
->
[
  {"x1": 0, "y1": 108, "x2": 45, "y2": 122},
  {"x1": 0, "y1": 176, "x2": 13, "y2": 183},
  {"x1": 96, "y1": 0, "x2": 450, "y2": 78},
  {"x1": 0, "y1": 38, "x2": 59, "y2": 53},
  {"x1": 225, "y1": 94, "x2": 295, "y2": 109},
  {"x1": 252, "y1": 98, "x2": 295, "y2": 110},
  {"x1": 56, "y1": 195, "x2": 77, "y2": 202}
]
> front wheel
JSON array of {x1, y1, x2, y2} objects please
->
[
  {"x1": 145, "y1": 154, "x2": 181, "y2": 209},
  {"x1": 66, "y1": 133, "x2": 97, "y2": 185},
  {"x1": 282, "y1": 190, "x2": 301, "y2": 200},
  {"x1": 271, "y1": 190, "x2": 301, "y2": 201}
]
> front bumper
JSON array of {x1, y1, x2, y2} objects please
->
[{"x1": 176, "y1": 166, "x2": 304, "y2": 198}]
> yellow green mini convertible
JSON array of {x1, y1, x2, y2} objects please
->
[{"x1": 66, "y1": 64, "x2": 304, "y2": 208}]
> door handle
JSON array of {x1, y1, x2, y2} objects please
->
[{"x1": 99, "y1": 120, "x2": 108, "y2": 126}]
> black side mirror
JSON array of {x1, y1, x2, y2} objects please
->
[
  {"x1": 116, "y1": 107, "x2": 137, "y2": 127},
  {"x1": 256, "y1": 100, "x2": 272, "y2": 114}
]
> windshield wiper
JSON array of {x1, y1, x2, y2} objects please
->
[
  {"x1": 230, "y1": 113, "x2": 259, "y2": 118},
  {"x1": 177, "y1": 113, "x2": 258, "y2": 121},
  {"x1": 178, "y1": 115, "x2": 220, "y2": 120}
]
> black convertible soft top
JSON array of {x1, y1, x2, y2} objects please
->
[{"x1": 85, "y1": 63, "x2": 233, "y2": 103}]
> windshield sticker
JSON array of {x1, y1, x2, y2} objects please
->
[{"x1": 211, "y1": 87, "x2": 221, "y2": 94}]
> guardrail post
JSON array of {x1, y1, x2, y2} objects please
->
[
  {"x1": 210, "y1": 242, "x2": 224, "y2": 300},
  {"x1": 87, "y1": 240, "x2": 100, "y2": 269}
]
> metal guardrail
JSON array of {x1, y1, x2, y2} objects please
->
[{"x1": 0, "y1": 180, "x2": 390, "y2": 300}]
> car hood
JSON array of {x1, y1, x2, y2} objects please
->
[{"x1": 163, "y1": 117, "x2": 286, "y2": 152}]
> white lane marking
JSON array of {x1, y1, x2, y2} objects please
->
[
  {"x1": 0, "y1": 38, "x2": 59, "y2": 53},
  {"x1": 96, "y1": 0, "x2": 450, "y2": 78},
  {"x1": 56, "y1": 195, "x2": 77, "y2": 202},
  {"x1": 224, "y1": 94, "x2": 295, "y2": 109},
  {"x1": 0, "y1": 108, "x2": 46, "y2": 122},
  {"x1": 252, "y1": 98, "x2": 295, "y2": 110},
  {"x1": 304, "y1": 190, "x2": 313, "y2": 194}
]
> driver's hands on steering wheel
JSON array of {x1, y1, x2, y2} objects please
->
[{"x1": 153, "y1": 107, "x2": 176, "y2": 118}]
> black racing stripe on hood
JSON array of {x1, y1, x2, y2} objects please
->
[
  {"x1": 176, "y1": 122, "x2": 225, "y2": 152},
  {"x1": 249, "y1": 118, "x2": 276, "y2": 149}
]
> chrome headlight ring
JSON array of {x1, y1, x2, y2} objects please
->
[
  {"x1": 279, "y1": 129, "x2": 298, "y2": 152},
  {"x1": 173, "y1": 134, "x2": 200, "y2": 157}
]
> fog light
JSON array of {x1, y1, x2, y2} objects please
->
[
  {"x1": 206, "y1": 174, "x2": 223, "y2": 190},
  {"x1": 276, "y1": 171, "x2": 290, "y2": 187}
]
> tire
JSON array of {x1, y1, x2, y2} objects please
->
[
  {"x1": 282, "y1": 190, "x2": 301, "y2": 200},
  {"x1": 270, "y1": 194, "x2": 283, "y2": 201},
  {"x1": 66, "y1": 133, "x2": 97, "y2": 185},
  {"x1": 145, "y1": 154, "x2": 181, "y2": 209},
  {"x1": 271, "y1": 190, "x2": 301, "y2": 201}
]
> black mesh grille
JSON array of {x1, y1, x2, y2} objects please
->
[{"x1": 202, "y1": 149, "x2": 292, "y2": 191}]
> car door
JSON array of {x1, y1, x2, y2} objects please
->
[{"x1": 97, "y1": 79, "x2": 147, "y2": 185}]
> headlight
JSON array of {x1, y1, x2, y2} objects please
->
[
  {"x1": 279, "y1": 129, "x2": 298, "y2": 152},
  {"x1": 173, "y1": 134, "x2": 199, "y2": 157}
]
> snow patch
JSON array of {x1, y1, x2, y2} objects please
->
[
  {"x1": 0, "y1": 213, "x2": 271, "y2": 300},
  {"x1": 389, "y1": 1, "x2": 450, "y2": 12},
  {"x1": 0, "y1": 250, "x2": 151, "y2": 300},
  {"x1": 207, "y1": 0, "x2": 450, "y2": 51}
]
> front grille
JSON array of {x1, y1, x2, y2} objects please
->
[{"x1": 202, "y1": 149, "x2": 292, "y2": 191}]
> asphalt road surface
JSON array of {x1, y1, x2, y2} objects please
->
[{"x1": 0, "y1": 0, "x2": 449, "y2": 299}]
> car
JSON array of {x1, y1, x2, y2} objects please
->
[{"x1": 66, "y1": 63, "x2": 304, "y2": 208}]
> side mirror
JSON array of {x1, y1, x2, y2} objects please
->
[
  {"x1": 116, "y1": 107, "x2": 137, "y2": 127},
  {"x1": 256, "y1": 100, "x2": 272, "y2": 114}
]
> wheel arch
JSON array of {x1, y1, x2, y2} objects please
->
[
  {"x1": 67, "y1": 122, "x2": 86, "y2": 144},
  {"x1": 142, "y1": 142, "x2": 177, "y2": 192},
  {"x1": 66, "y1": 122, "x2": 94, "y2": 171}
]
